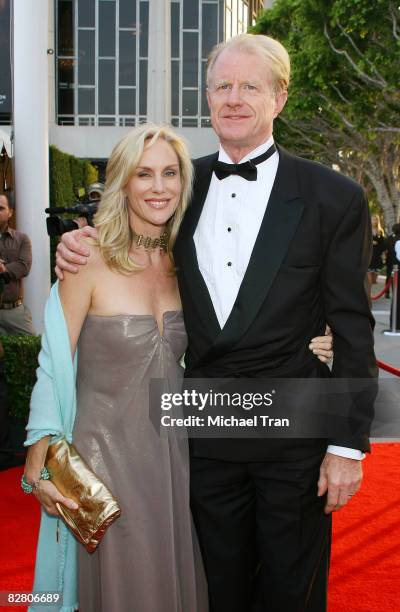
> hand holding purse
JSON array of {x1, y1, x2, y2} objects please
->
[{"x1": 45, "y1": 438, "x2": 121, "y2": 553}]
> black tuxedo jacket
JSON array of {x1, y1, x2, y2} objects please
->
[{"x1": 173, "y1": 146, "x2": 378, "y2": 461}]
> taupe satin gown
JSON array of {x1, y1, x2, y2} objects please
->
[{"x1": 72, "y1": 312, "x2": 208, "y2": 612}]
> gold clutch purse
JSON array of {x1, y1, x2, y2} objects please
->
[{"x1": 45, "y1": 438, "x2": 121, "y2": 553}]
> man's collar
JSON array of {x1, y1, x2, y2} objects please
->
[
  {"x1": 0, "y1": 225, "x2": 14, "y2": 237},
  {"x1": 218, "y1": 136, "x2": 275, "y2": 164}
]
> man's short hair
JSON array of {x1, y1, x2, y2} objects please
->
[
  {"x1": 206, "y1": 33, "x2": 290, "y2": 93},
  {"x1": 392, "y1": 223, "x2": 400, "y2": 236}
]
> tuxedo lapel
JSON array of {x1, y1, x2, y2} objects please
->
[
  {"x1": 174, "y1": 153, "x2": 221, "y2": 337},
  {"x1": 198, "y1": 146, "x2": 305, "y2": 365}
]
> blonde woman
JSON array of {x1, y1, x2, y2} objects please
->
[{"x1": 23, "y1": 124, "x2": 208, "y2": 612}]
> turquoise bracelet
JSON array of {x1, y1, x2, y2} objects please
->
[{"x1": 21, "y1": 467, "x2": 50, "y2": 494}]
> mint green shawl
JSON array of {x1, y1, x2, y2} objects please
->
[{"x1": 25, "y1": 282, "x2": 78, "y2": 612}]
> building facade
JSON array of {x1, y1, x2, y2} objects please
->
[
  {"x1": 1, "y1": 0, "x2": 267, "y2": 160},
  {"x1": 0, "y1": 0, "x2": 268, "y2": 330}
]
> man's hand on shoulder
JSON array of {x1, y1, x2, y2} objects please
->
[
  {"x1": 317, "y1": 452, "x2": 362, "y2": 514},
  {"x1": 55, "y1": 226, "x2": 98, "y2": 280}
]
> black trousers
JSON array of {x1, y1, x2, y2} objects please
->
[{"x1": 190, "y1": 450, "x2": 331, "y2": 612}]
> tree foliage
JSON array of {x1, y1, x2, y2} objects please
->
[
  {"x1": 48, "y1": 146, "x2": 99, "y2": 281},
  {"x1": 253, "y1": 0, "x2": 400, "y2": 228},
  {"x1": 1, "y1": 334, "x2": 41, "y2": 420},
  {"x1": 50, "y1": 146, "x2": 99, "y2": 206}
]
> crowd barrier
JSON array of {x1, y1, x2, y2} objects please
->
[
  {"x1": 377, "y1": 359, "x2": 400, "y2": 377},
  {"x1": 371, "y1": 277, "x2": 391, "y2": 301}
]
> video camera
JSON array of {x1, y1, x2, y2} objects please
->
[{"x1": 45, "y1": 183, "x2": 105, "y2": 237}]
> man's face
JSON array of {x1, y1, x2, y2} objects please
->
[
  {"x1": 207, "y1": 49, "x2": 287, "y2": 155},
  {"x1": 0, "y1": 196, "x2": 12, "y2": 230}
]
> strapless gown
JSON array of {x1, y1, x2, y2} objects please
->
[{"x1": 72, "y1": 312, "x2": 208, "y2": 612}]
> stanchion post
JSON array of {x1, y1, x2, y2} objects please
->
[
  {"x1": 383, "y1": 265, "x2": 400, "y2": 336},
  {"x1": 371, "y1": 275, "x2": 392, "y2": 301}
]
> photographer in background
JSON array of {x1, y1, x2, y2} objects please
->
[
  {"x1": 0, "y1": 193, "x2": 36, "y2": 335},
  {"x1": 385, "y1": 223, "x2": 400, "y2": 298}
]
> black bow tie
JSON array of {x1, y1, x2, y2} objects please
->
[{"x1": 213, "y1": 144, "x2": 276, "y2": 181}]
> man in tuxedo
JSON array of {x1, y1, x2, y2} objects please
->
[
  {"x1": 56, "y1": 34, "x2": 376, "y2": 612},
  {"x1": 172, "y1": 34, "x2": 376, "y2": 612}
]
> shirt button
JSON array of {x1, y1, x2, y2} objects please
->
[
  {"x1": 227, "y1": 227, "x2": 232, "y2": 232},
  {"x1": 227, "y1": 261, "x2": 232, "y2": 267},
  {"x1": 231, "y1": 193, "x2": 236, "y2": 198}
]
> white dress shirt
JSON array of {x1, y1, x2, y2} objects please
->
[
  {"x1": 194, "y1": 137, "x2": 363, "y2": 461},
  {"x1": 395, "y1": 239, "x2": 400, "y2": 261},
  {"x1": 194, "y1": 136, "x2": 278, "y2": 328}
]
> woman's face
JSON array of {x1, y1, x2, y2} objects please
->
[{"x1": 125, "y1": 138, "x2": 182, "y2": 235}]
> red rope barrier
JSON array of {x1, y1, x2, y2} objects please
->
[
  {"x1": 377, "y1": 359, "x2": 400, "y2": 377},
  {"x1": 371, "y1": 277, "x2": 392, "y2": 301}
]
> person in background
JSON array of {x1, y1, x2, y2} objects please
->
[
  {"x1": 393, "y1": 224, "x2": 400, "y2": 261},
  {"x1": 0, "y1": 193, "x2": 36, "y2": 335},
  {"x1": 390, "y1": 223, "x2": 400, "y2": 329},
  {"x1": 385, "y1": 223, "x2": 400, "y2": 299},
  {"x1": 368, "y1": 214, "x2": 387, "y2": 296}
]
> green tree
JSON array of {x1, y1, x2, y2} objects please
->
[
  {"x1": 84, "y1": 160, "x2": 99, "y2": 187},
  {"x1": 69, "y1": 156, "x2": 85, "y2": 196},
  {"x1": 49, "y1": 146, "x2": 75, "y2": 206},
  {"x1": 253, "y1": 0, "x2": 400, "y2": 228},
  {"x1": 48, "y1": 147, "x2": 99, "y2": 281},
  {"x1": 49, "y1": 146, "x2": 99, "y2": 205}
]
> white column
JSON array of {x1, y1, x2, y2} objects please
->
[
  {"x1": 13, "y1": 0, "x2": 50, "y2": 333},
  {"x1": 48, "y1": 0, "x2": 56, "y2": 125},
  {"x1": 147, "y1": 0, "x2": 171, "y2": 123}
]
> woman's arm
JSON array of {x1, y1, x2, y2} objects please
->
[
  {"x1": 24, "y1": 437, "x2": 78, "y2": 516},
  {"x1": 58, "y1": 250, "x2": 96, "y2": 355},
  {"x1": 24, "y1": 250, "x2": 96, "y2": 513}
]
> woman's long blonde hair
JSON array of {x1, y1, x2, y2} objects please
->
[
  {"x1": 371, "y1": 214, "x2": 385, "y2": 236},
  {"x1": 94, "y1": 123, "x2": 193, "y2": 273}
]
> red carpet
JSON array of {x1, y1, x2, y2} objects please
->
[
  {"x1": 329, "y1": 443, "x2": 400, "y2": 611},
  {"x1": 0, "y1": 444, "x2": 399, "y2": 611},
  {"x1": 0, "y1": 466, "x2": 40, "y2": 611}
]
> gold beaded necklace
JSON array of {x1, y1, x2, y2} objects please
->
[{"x1": 131, "y1": 229, "x2": 168, "y2": 252}]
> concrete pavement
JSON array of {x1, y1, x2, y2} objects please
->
[
  {"x1": 371, "y1": 275, "x2": 400, "y2": 378},
  {"x1": 370, "y1": 275, "x2": 399, "y2": 442}
]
